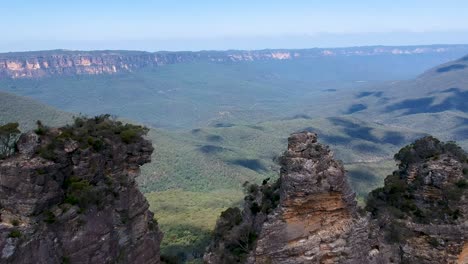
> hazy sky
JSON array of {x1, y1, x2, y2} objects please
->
[{"x1": 3, "y1": 0, "x2": 468, "y2": 51}]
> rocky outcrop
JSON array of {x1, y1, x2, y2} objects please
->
[
  {"x1": 0, "y1": 116, "x2": 162, "y2": 264},
  {"x1": 367, "y1": 136, "x2": 468, "y2": 263},
  {"x1": 1, "y1": 45, "x2": 466, "y2": 79},
  {"x1": 205, "y1": 133, "x2": 468, "y2": 264},
  {"x1": 249, "y1": 132, "x2": 369, "y2": 264},
  {"x1": 204, "y1": 132, "x2": 374, "y2": 263}
]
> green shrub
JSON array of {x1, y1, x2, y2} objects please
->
[
  {"x1": 44, "y1": 210, "x2": 56, "y2": 224},
  {"x1": 64, "y1": 195, "x2": 79, "y2": 205},
  {"x1": 61, "y1": 256, "x2": 70, "y2": 264},
  {"x1": 8, "y1": 230, "x2": 21, "y2": 238},
  {"x1": 11, "y1": 219, "x2": 19, "y2": 226},
  {"x1": 63, "y1": 176, "x2": 99, "y2": 210},
  {"x1": 87, "y1": 136, "x2": 104, "y2": 151},
  {"x1": 34, "y1": 120, "x2": 48, "y2": 135},
  {"x1": 0, "y1": 122, "x2": 21, "y2": 159},
  {"x1": 428, "y1": 237, "x2": 439, "y2": 247},
  {"x1": 455, "y1": 179, "x2": 468, "y2": 189},
  {"x1": 36, "y1": 168, "x2": 47, "y2": 175},
  {"x1": 120, "y1": 129, "x2": 138, "y2": 144},
  {"x1": 250, "y1": 202, "x2": 260, "y2": 215}
]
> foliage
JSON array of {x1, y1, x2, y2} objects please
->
[
  {"x1": 394, "y1": 136, "x2": 467, "y2": 168},
  {"x1": 146, "y1": 190, "x2": 241, "y2": 262},
  {"x1": 63, "y1": 176, "x2": 99, "y2": 211},
  {"x1": 35, "y1": 115, "x2": 149, "y2": 161},
  {"x1": 0, "y1": 122, "x2": 20, "y2": 159},
  {"x1": 139, "y1": 116, "x2": 410, "y2": 195},
  {"x1": 11, "y1": 219, "x2": 19, "y2": 226},
  {"x1": 367, "y1": 137, "x2": 468, "y2": 244},
  {"x1": 44, "y1": 210, "x2": 56, "y2": 224},
  {"x1": 8, "y1": 230, "x2": 21, "y2": 238},
  {"x1": 1, "y1": 51, "x2": 467, "y2": 129},
  {"x1": 208, "y1": 178, "x2": 281, "y2": 263}
]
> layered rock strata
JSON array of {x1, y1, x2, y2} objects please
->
[
  {"x1": 205, "y1": 133, "x2": 468, "y2": 264},
  {"x1": 0, "y1": 117, "x2": 162, "y2": 264}
]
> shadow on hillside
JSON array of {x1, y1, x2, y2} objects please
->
[
  {"x1": 385, "y1": 89, "x2": 468, "y2": 114},
  {"x1": 327, "y1": 117, "x2": 407, "y2": 146},
  {"x1": 346, "y1": 103, "x2": 368, "y2": 114},
  {"x1": 355, "y1": 91, "x2": 384, "y2": 98},
  {"x1": 206, "y1": 135, "x2": 223, "y2": 142},
  {"x1": 198, "y1": 145, "x2": 226, "y2": 154},
  {"x1": 229, "y1": 159, "x2": 267, "y2": 172},
  {"x1": 436, "y1": 64, "x2": 466, "y2": 73}
]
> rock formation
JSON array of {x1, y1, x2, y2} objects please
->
[
  {"x1": 367, "y1": 136, "x2": 468, "y2": 263},
  {"x1": 0, "y1": 116, "x2": 162, "y2": 264},
  {"x1": 0, "y1": 46, "x2": 464, "y2": 79},
  {"x1": 205, "y1": 132, "x2": 468, "y2": 264}
]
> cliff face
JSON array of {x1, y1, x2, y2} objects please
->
[
  {"x1": 250, "y1": 132, "x2": 368, "y2": 264},
  {"x1": 205, "y1": 133, "x2": 468, "y2": 264},
  {"x1": 367, "y1": 136, "x2": 468, "y2": 263},
  {"x1": 0, "y1": 117, "x2": 162, "y2": 264},
  {"x1": 0, "y1": 45, "x2": 465, "y2": 79}
]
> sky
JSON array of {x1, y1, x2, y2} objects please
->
[{"x1": 2, "y1": 0, "x2": 468, "y2": 52}]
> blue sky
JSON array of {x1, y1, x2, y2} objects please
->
[{"x1": 2, "y1": 0, "x2": 468, "y2": 51}]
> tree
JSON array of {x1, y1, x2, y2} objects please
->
[{"x1": 0, "y1": 123, "x2": 20, "y2": 159}]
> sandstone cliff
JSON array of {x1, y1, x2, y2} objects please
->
[
  {"x1": 0, "y1": 116, "x2": 162, "y2": 264},
  {"x1": 367, "y1": 136, "x2": 468, "y2": 263},
  {"x1": 205, "y1": 133, "x2": 468, "y2": 264},
  {"x1": 0, "y1": 46, "x2": 465, "y2": 79}
]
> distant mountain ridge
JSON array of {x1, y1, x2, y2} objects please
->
[{"x1": 2, "y1": 45, "x2": 468, "y2": 78}]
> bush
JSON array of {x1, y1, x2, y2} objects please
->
[
  {"x1": 63, "y1": 176, "x2": 99, "y2": 210},
  {"x1": 37, "y1": 144, "x2": 57, "y2": 161},
  {"x1": 35, "y1": 115, "x2": 149, "y2": 159},
  {"x1": 120, "y1": 129, "x2": 138, "y2": 144},
  {"x1": 34, "y1": 120, "x2": 48, "y2": 135},
  {"x1": 44, "y1": 210, "x2": 56, "y2": 224},
  {"x1": 8, "y1": 230, "x2": 21, "y2": 238},
  {"x1": 61, "y1": 257, "x2": 70, "y2": 264},
  {"x1": 455, "y1": 179, "x2": 468, "y2": 189},
  {"x1": 0, "y1": 122, "x2": 21, "y2": 159},
  {"x1": 250, "y1": 202, "x2": 260, "y2": 215}
]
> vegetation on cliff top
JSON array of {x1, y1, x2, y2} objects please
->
[
  {"x1": 0, "y1": 122, "x2": 20, "y2": 159},
  {"x1": 206, "y1": 179, "x2": 281, "y2": 263},
  {"x1": 366, "y1": 136, "x2": 468, "y2": 243},
  {"x1": 35, "y1": 114, "x2": 149, "y2": 161}
]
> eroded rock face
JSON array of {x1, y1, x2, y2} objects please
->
[
  {"x1": 0, "y1": 46, "x2": 464, "y2": 79},
  {"x1": 204, "y1": 132, "x2": 372, "y2": 264},
  {"x1": 0, "y1": 118, "x2": 162, "y2": 264},
  {"x1": 250, "y1": 132, "x2": 368, "y2": 264},
  {"x1": 205, "y1": 133, "x2": 468, "y2": 264},
  {"x1": 367, "y1": 136, "x2": 468, "y2": 264}
]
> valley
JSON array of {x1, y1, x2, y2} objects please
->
[{"x1": 0, "y1": 46, "x2": 467, "y2": 262}]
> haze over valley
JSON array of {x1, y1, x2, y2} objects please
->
[{"x1": 1, "y1": 1, "x2": 468, "y2": 263}]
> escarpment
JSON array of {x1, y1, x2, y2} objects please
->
[
  {"x1": 205, "y1": 132, "x2": 468, "y2": 264},
  {"x1": 0, "y1": 116, "x2": 162, "y2": 264},
  {"x1": 0, "y1": 46, "x2": 463, "y2": 79}
]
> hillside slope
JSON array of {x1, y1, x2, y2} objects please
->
[
  {"x1": 1, "y1": 46, "x2": 468, "y2": 129},
  {"x1": 0, "y1": 91, "x2": 72, "y2": 131},
  {"x1": 343, "y1": 54, "x2": 468, "y2": 149},
  {"x1": 2, "y1": 45, "x2": 468, "y2": 79}
]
